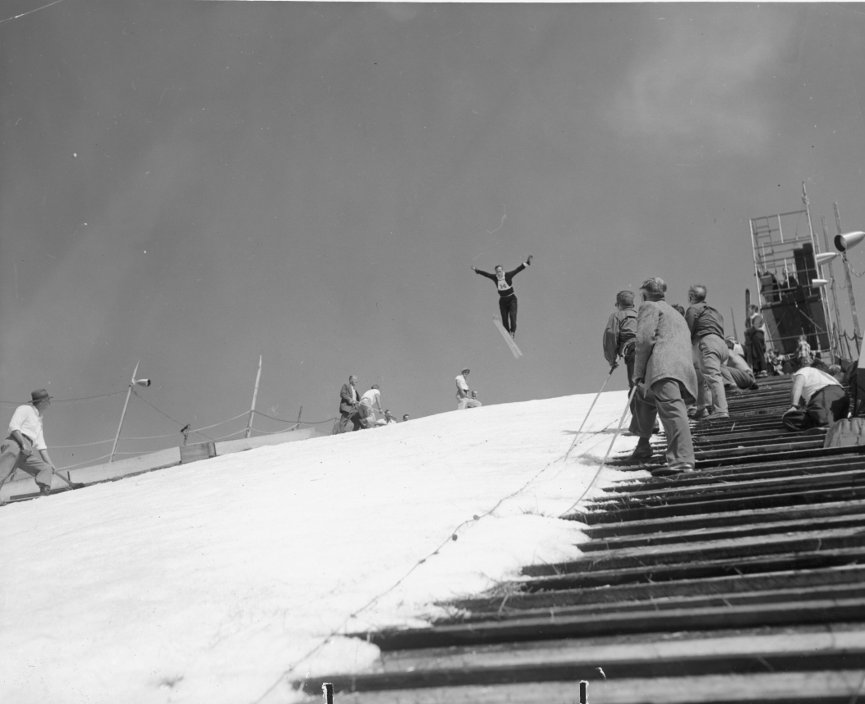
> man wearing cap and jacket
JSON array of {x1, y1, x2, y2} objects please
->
[
  {"x1": 602, "y1": 290, "x2": 638, "y2": 385},
  {"x1": 631, "y1": 277, "x2": 698, "y2": 475},
  {"x1": 0, "y1": 388, "x2": 62, "y2": 498},
  {"x1": 685, "y1": 284, "x2": 729, "y2": 419}
]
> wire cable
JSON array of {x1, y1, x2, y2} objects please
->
[
  {"x1": 0, "y1": 389, "x2": 125, "y2": 406},
  {"x1": 131, "y1": 389, "x2": 215, "y2": 442}
]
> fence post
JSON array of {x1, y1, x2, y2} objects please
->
[
  {"x1": 579, "y1": 679, "x2": 589, "y2": 704},
  {"x1": 321, "y1": 682, "x2": 334, "y2": 703}
]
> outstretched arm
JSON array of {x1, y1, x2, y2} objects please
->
[
  {"x1": 507, "y1": 256, "x2": 533, "y2": 278},
  {"x1": 789, "y1": 374, "x2": 805, "y2": 410},
  {"x1": 472, "y1": 266, "x2": 497, "y2": 282}
]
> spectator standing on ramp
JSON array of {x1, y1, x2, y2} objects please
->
[
  {"x1": 685, "y1": 284, "x2": 730, "y2": 419},
  {"x1": 0, "y1": 388, "x2": 72, "y2": 499},
  {"x1": 336, "y1": 375, "x2": 363, "y2": 433},
  {"x1": 746, "y1": 304, "x2": 768, "y2": 377},
  {"x1": 602, "y1": 290, "x2": 639, "y2": 385},
  {"x1": 472, "y1": 255, "x2": 533, "y2": 338},
  {"x1": 630, "y1": 277, "x2": 698, "y2": 475},
  {"x1": 602, "y1": 289, "x2": 639, "y2": 434}
]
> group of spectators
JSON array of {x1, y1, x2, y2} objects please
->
[
  {"x1": 602, "y1": 277, "x2": 853, "y2": 476},
  {"x1": 334, "y1": 375, "x2": 409, "y2": 433}
]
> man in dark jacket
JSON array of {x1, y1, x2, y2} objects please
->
[
  {"x1": 472, "y1": 255, "x2": 533, "y2": 337},
  {"x1": 603, "y1": 290, "x2": 638, "y2": 385},
  {"x1": 746, "y1": 304, "x2": 768, "y2": 377},
  {"x1": 631, "y1": 277, "x2": 699, "y2": 475},
  {"x1": 603, "y1": 289, "x2": 639, "y2": 434},
  {"x1": 336, "y1": 375, "x2": 363, "y2": 433},
  {"x1": 685, "y1": 284, "x2": 729, "y2": 419}
]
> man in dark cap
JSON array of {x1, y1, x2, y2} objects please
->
[
  {"x1": 630, "y1": 277, "x2": 698, "y2": 475},
  {"x1": 602, "y1": 290, "x2": 638, "y2": 385},
  {"x1": 0, "y1": 388, "x2": 68, "y2": 499},
  {"x1": 686, "y1": 283, "x2": 729, "y2": 419}
]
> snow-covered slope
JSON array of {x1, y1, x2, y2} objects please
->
[{"x1": 0, "y1": 391, "x2": 640, "y2": 704}]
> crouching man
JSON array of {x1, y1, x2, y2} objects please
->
[{"x1": 782, "y1": 363, "x2": 849, "y2": 431}]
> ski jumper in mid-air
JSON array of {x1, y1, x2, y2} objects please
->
[{"x1": 472, "y1": 255, "x2": 533, "y2": 337}]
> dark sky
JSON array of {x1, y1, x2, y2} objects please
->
[{"x1": 3, "y1": 1, "x2": 865, "y2": 468}]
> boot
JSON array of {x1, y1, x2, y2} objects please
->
[{"x1": 629, "y1": 438, "x2": 653, "y2": 461}]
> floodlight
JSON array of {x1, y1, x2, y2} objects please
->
[{"x1": 834, "y1": 231, "x2": 865, "y2": 252}]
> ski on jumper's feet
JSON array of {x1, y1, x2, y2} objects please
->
[{"x1": 493, "y1": 317, "x2": 523, "y2": 358}]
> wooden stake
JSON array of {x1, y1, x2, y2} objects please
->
[
  {"x1": 245, "y1": 355, "x2": 263, "y2": 439},
  {"x1": 321, "y1": 682, "x2": 334, "y2": 703}
]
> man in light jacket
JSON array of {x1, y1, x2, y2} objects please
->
[{"x1": 631, "y1": 277, "x2": 699, "y2": 475}]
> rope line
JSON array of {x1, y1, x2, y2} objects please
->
[
  {"x1": 0, "y1": 390, "x2": 126, "y2": 406},
  {"x1": 131, "y1": 389, "x2": 215, "y2": 442},
  {"x1": 49, "y1": 438, "x2": 114, "y2": 449},
  {"x1": 56, "y1": 453, "x2": 113, "y2": 471},
  {"x1": 252, "y1": 410, "x2": 337, "y2": 426},
  {"x1": 189, "y1": 411, "x2": 249, "y2": 433}
]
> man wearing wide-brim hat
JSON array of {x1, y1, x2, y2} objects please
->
[
  {"x1": 0, "y1": 388, "x2": 64, "y2": 499},
  {"x1": 630, "y1": 277, "x2": 699, "y2": 475}
]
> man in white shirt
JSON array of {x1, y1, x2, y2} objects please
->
[
  {"x1": 359, "y1": 384, "x2": 384, "y2": 428},
  {"x1": 455, "y1": 369, "x2": 482, "y2": 409},
  {"x1": 782, "y1": 363, "x2": 849, "y2": 430},
  {"x1": 0, "y1": 388, "x2": 61, "y2": 497}
]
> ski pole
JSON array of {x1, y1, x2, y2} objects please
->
[
  {"x1": 564, "y1": 383, "x2": 640, "y2": 513},
  {"x1": 54, "y1": 469, "x2": 84, "y2": 490},
  {"x1": 573, "y1": 364, "x2": 619, "y2": 439},
  {"x1": 564, "y1": 364, "x2": 621, "y2": 461}
]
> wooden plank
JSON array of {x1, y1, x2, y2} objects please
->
[
  {"x1": 377, "y1": 623, "x2": 865, "y2": 668},
  {"x1": 521, "y1": 528, "x2": 865, "y2": 575},
  {"x1": 577, "y1": 485, "x2": 865, "y2": 523},
  {"x1": 443, "y1": 583, "x2": 865, "y2": 624},
  {"x1": 577, "y1": 511, "x2": 865, "y2": 551},
  {"x1": 696, "y1": 443, "x2": 865, "y2": 468},
  {"x1": 519, "y1": 547, "x2": 865, "y2": 590},
  {"x1": 357, "y1": 599, "x2": 865, "y2": 650},
  {"x1": 592, "y1": 469, "x2": 865, "y2": 506},
  {"x1": 295, "y1": 670, "x2": 865, "y2": 703},
  {"x1": 604, "y1": 457, "x2": 865, "y2": 493},
  {"x1": 568, "y1": 499, "x2": 865, "y2": 534},
  {"x1": 451, "y1": 565, "x2": 865, "y2": 612}
]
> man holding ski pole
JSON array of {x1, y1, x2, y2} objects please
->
[
  {"x1": 602, "y1": 290, "x2": 639, "y2": 433},
  {"x1": 603, "y1": 290, "x2": 638, "y2": 384},
  {"x1": 0, "y1": 388, "x2": 80, "y2": 500}
]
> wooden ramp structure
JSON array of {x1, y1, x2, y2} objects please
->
[{"x1": 296, "y1": 376, "x2": 865, "y2": 703}]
